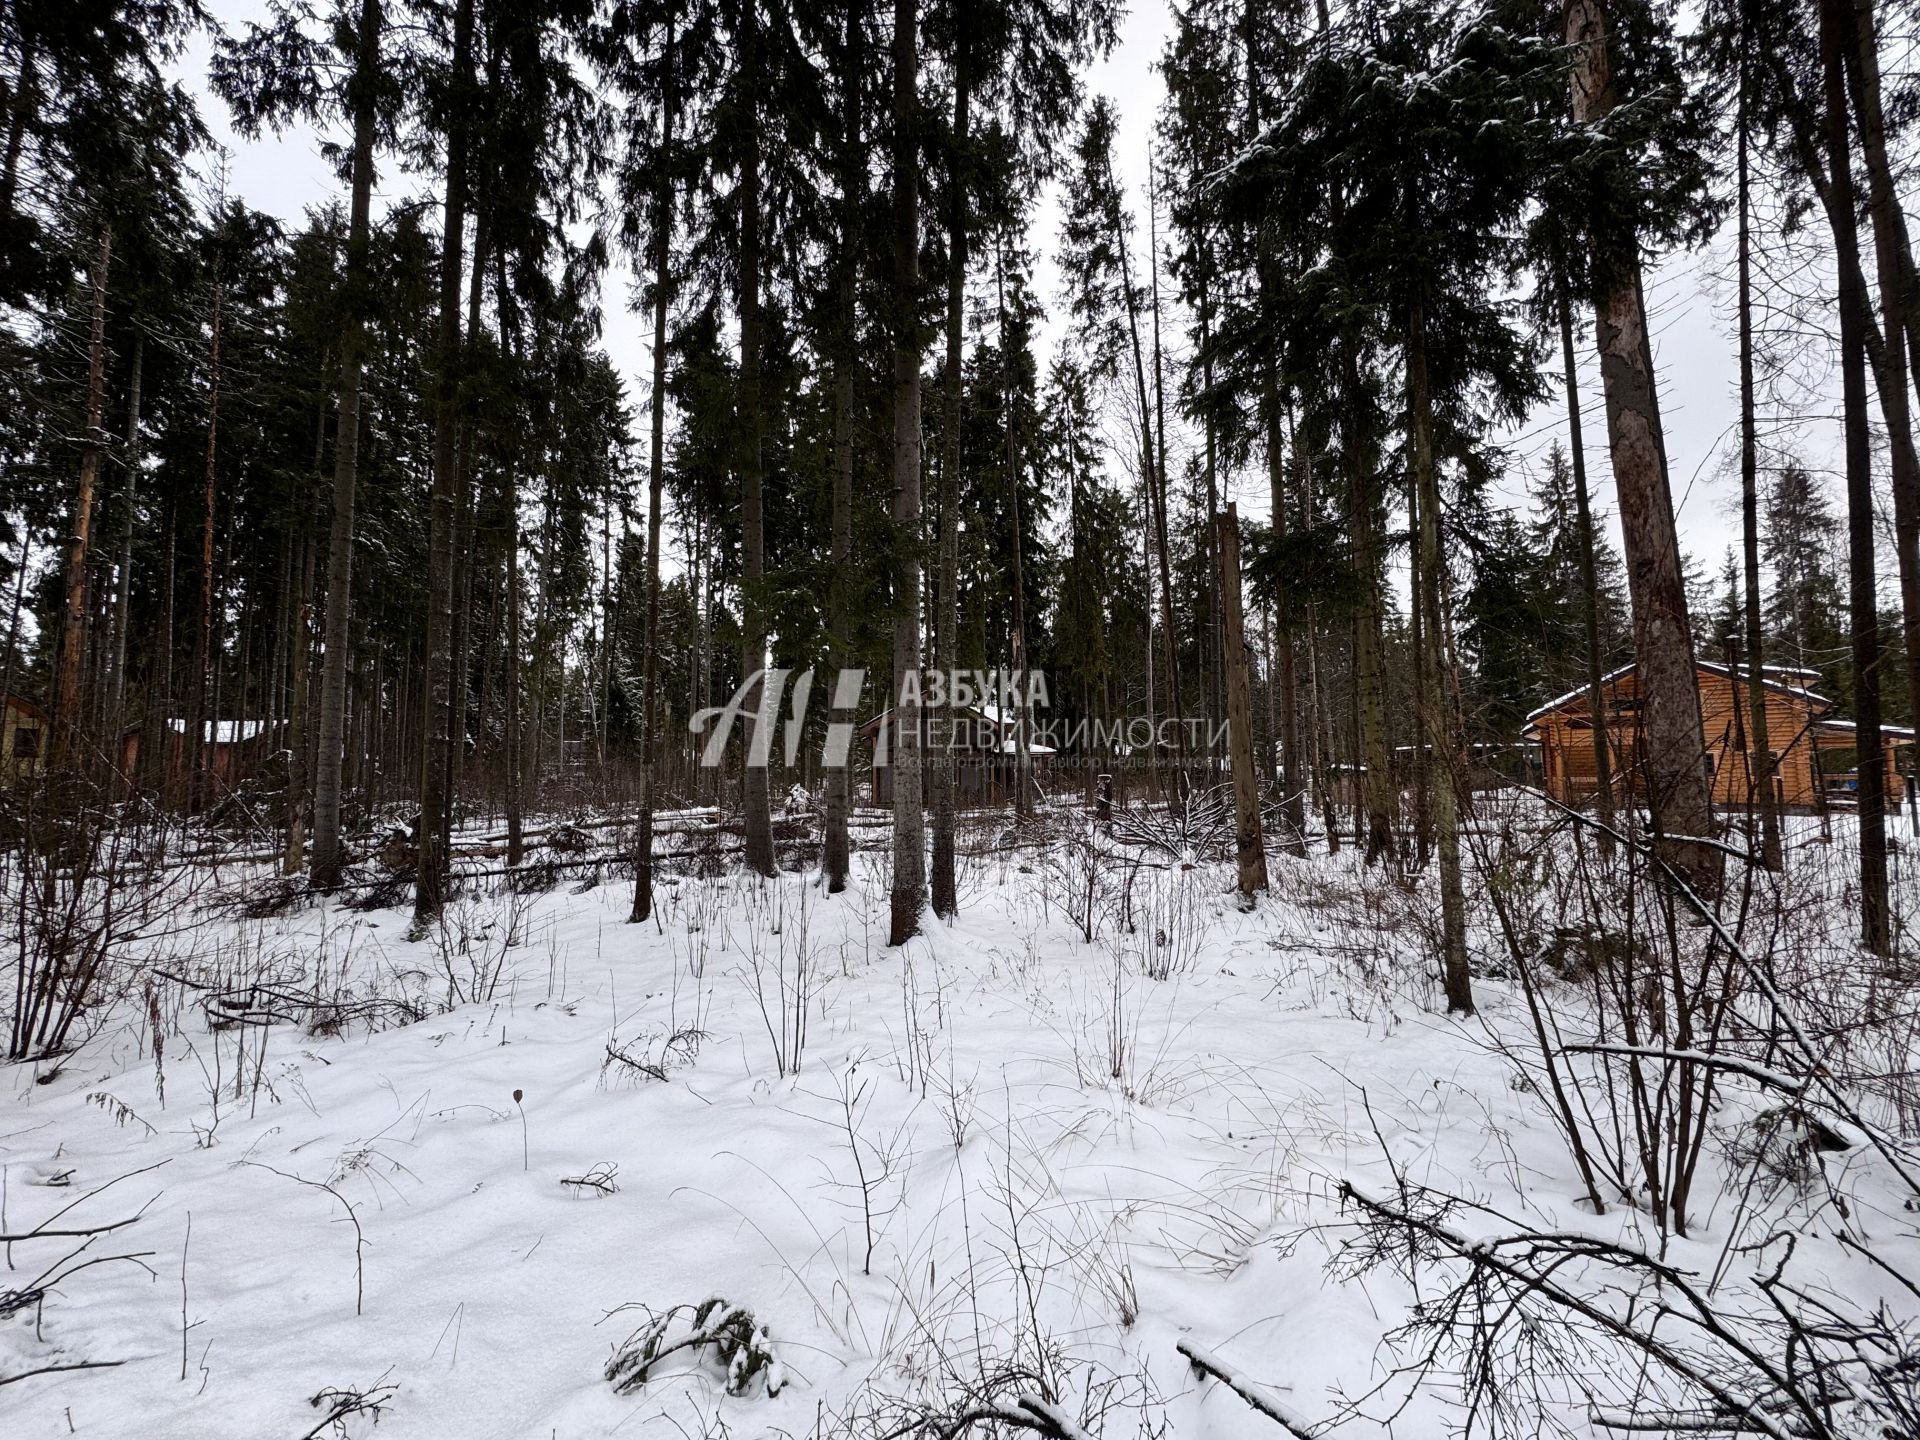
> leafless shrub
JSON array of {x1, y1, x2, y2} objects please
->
[
  {"x1": 1109, "y1": 784, "x2": 1233, "y2": 865},
  {"x1": 736, "y1": 882, "x2": 821, "y2": 1078},
  {"x1": 300, "y1": 1378, "x2": 398, "y2": 1439},
  {"x1": 600, "y1": 1026, "x2": 705, "y2": 1086},
  {"x1": 1467, "y1": 810, "x2": 1752, "y2": 1232},
  {"x1": 826, "y1": 1350, "x2": 1166, "y2": 1439},
  {"x1": 0, "y1": 1163, "x2": 166, "y2": 1388},
  {"x1": 1115, "y1": 866, "x2": 1209, "y2": 982},
  {"x1": 432, "y1": 899, "x2": 514, "y2": 1008},
  {"x1": 344, "y1": 866, "x2": 411, "y2": 913},
  {"x1": 3, "y1": 779, "x2": 207, "y2": 1061},
  {"x1": 1334, "y1": 1178, "x2": 1920, "y2": 1440},
  {"x1": 808, "y1": 1063, "x2": 912, "y2": 1276},
  {"x1": 202, "y1": 874, "x2": 310, "y2": 920}
]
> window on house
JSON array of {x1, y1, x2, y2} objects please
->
[{"x1": 12, "y1": 725, "x2": 39, "y2": 759}]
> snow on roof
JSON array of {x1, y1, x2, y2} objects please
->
[
  {"x1": 166, "y1": 718, "x2": 276, "y2": 744},
  {"x1": 1522, "y1": 659, "x2": 1832, "y2": 730},
  {"x1": 1522, "y1": 664, "x2": 1636, "y2": 726},
  {"x1": 1814, "y1": 717, "x2": 1919, "y2": 741}
]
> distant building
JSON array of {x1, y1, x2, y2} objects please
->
[
  {"x1": 1523, "y1": 660, "x2": 1911, "y2": 811},
  {"x1": 2, "y1": 693, "x2": 47, "y2": 782},
  {"x1": 121, "y1": 718, "x2": 286, "y2": 787},
  {"x1": 860, "y1": 705, "x2": 1054, "y2": 807}
]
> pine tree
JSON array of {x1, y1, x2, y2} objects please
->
[
  {"x1": 217, "y1": 0, "x2": 388, "y2": 888},
  {"x1": 1561, "y1": 0, "x2": 1721, "y2": 886}
]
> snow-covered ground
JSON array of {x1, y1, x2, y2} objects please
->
[{"x1": 4, "y1": 808, "x2": 1918, "y2": 1438}]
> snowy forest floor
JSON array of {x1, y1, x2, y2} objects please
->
[{"x1": 5, "y1": 798, "x2": 1920, "y2": 1439}]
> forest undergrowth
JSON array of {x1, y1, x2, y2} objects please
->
[{"x1": 2, "y1": 787, "x2": 1918, "y2": 1439}]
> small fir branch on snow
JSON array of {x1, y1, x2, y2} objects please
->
[{"x1": 603, "y1": 1297, "x2": 786, "y2": 1399}]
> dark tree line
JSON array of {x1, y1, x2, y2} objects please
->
[{"x1": 3, "y1": 0, "x2": 1916, "y2": 958}]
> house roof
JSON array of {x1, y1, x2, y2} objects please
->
[
  {"x1": 1813, "y1": 717, "x2": 1920, "y2": 742},
  {"x1": 164, "y1": 718, "x2": 280, "y2": 744},
  {"x1": 1, "y1": 692, "x2": 49, "y2": 722},
  {"x1": 1523, "y1": 660, "x2": 1832, "y2": 734}
]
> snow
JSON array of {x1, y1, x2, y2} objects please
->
[
  {"x1": 4, "y1": 806, "x2": 1918, "y2": 1437},
  {"x1": 162, "y1": 718, "x2": 276, "y2": 744},
  {"x1": 1523, "y1": 659, "x2": 1831, "y2": 729}
]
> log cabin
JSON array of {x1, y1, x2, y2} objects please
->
[
  {"x1": 1522, "y1": 660, "x2": 1912, "y2": 812},
  {"x1": 1, "y1": 693, "x2": 48, "y2": 783},
  {"x1": 119, "y1": 717, "x2": 286, "y2": 788}
]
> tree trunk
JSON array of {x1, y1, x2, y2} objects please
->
[
  {"x1": 0, "y1": 525, "x2": 29, "y2": 762},
  {"x1": 1342, "y1": 346, "x2": 1394, "y2": 863},
  {"x1": 506, "y1": 469, "x2": 525, "y2": 867},
  {"x1": 1407, "y1": 480, "x2": 1432, "y2": 868},
  {"x1": 1217, "y1": 504, "x2": 1268, "y2": 899},
  {"x1": 1, "y1": 40, "x2": 35, "y2": 230},
  {"x1": 888, "y1": 0, "x2": 926, "y2": 946},
  {"x1": 313, "y1": 0, "x2": 382, "y2": 890},
  {"x1": 1146, "y1": 148, "x2": 1181, "y2": 769},
  {"x1": 284, "y1": 533, "x2": 316, "y2": 873},
  {"x1": 1105, "y1": 148, "x2": 1180, "y2": 750},
  {"x1": 445, "y1": 210, "x2": 489, "y2": 864},
  {"x1": 1408, "y1": 295, "x2": 1472, "y2": 1014},
  {"x1": 1736, "y1": 43, "x2": 1782, "y2": 869},
  {"x1": 187, "y1": 264, "x2": 222, "y2": 807},
  {"x1": 1555, "y1": 262, "x2": 1618, "y2": 851},
  {"x1": 1844, "y1": 0, "x2": 1920, "y2": 831},
  {"x1": 737, "y1": 4, "x2": 776, "y2": 879},
  {"x1": 1000, "y1": 236, "x2": 1033, "y2": 821},
  {"x1": 51, "y1": 226, "x2": 111, "y2": 770},
  {"x1": 1565, "y1": 0, "x2": 1717, "y2": 889},
  {"x1": 144, "y1": 497, "x2": 175, "y2": 793},
  {"x1": 106, "y1": 333, "x2": 144, "y2": 761},
  {"x1": 930, "y1": 22, "x2": 967, "y2": 915},
  {"x1": 414, "y1": 0, "x2": 474, "y2": 929},
  {"x1": 1262, "y1": 357, "x2": 1303, "y2": 853},
  {"x1": 823, "y1": 7, "x2": 861, "y2": 896},
  {"x1": 1821, "y1": 0, "x2": 1889, "y2": 954},
  {"x1": 632, "y1": 18, "x2": 676, "y2": 924}
]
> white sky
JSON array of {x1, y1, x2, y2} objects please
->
[{"x1": 179, "y1": 0, "x2": 1805, "y2": 590}]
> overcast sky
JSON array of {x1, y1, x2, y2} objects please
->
[{"x1": 179, "y1": 0, "x2": 1807, "y2": 589}]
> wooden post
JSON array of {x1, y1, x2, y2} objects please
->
[{"x1": 1217, "y1": 504, "x2": 1268, "y2": 897}]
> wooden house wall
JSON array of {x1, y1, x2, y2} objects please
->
[
  {"x1": 1533, "y1": 668, "x2": 1906, "y2": 810},
  {"x1": 2, "y1": 699, "x2": 46, "y2": 782}
]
